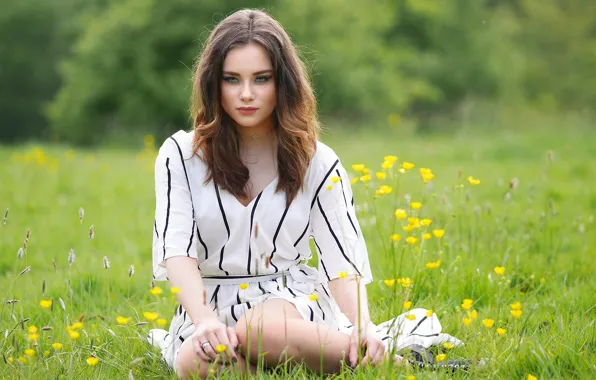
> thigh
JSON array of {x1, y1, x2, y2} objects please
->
[{"x1": 239, "y1": 298, "x2": 303, "y2": 329}]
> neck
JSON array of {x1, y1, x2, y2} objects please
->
[{"x1": 236, "y1": 121, "x2": 276, "y2": 149}]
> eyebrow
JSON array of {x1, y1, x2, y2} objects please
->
[{"x1": 222, "y1": 70, "x2": 273, "y2": 76}]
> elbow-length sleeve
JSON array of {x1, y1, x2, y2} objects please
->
[
  {"x1": 152, "y1": 137, "x2": 198, "y2": 281},
  {"x1": 309, "y1": 148, "x2": 373, "y2": 284}
]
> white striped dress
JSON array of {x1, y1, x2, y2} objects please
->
[{"x1": 149, "y1": 130, "x2": 462, "y2": 369}]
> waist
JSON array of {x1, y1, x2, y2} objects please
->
[{"x1": 201, "y1": 273, "x2": 283, "y2": 285}]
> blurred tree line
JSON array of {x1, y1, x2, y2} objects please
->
[{"x1": 1, "y1": 0, "x2": 595, "y2": 144}]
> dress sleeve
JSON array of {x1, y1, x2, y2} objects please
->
[
  {"x1": 309, "y1": 152, "x2": 373, "y2": 284},
  {"x1": 152, "y1": 137, "x2": 198, "y2": 281}
]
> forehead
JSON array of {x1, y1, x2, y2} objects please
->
[{"x1": 223, "y1": 43, "x2": 272, "y2": 72}]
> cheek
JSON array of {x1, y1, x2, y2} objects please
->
[{"x1": 220, "y1": 86, "x2": 235, "y2": 111}]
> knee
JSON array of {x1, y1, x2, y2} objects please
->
[{"x1": 175, "y1": 345, "x2": 212, "y2": 380}]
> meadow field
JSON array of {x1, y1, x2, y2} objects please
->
[{"x1": 0, "y1": 126, "x2": 594, "y2": 379}]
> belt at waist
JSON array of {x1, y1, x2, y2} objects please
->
[{"x1": 201, "y1": 273, "x2": 283, "y2": 285}]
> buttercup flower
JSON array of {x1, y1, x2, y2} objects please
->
[
  {"x1": 395, "y1": 209, "x2": 407, "y2": 220},
  {"x1": 467, "y1": 176, "x2": 480, "y2": 185},
  {"x1": 461, "y1": 299, "x2": 474, "y2": 310},
  {"x1": 143, "y1": 312, "x2": 159, "y2": 322},
  {"x1": 494, "y1": 266, "x2": 505, "y2": 275},
  {"x1": 149, "y1": 286, "x2": 163, "y2": 296},
  {"x1": 511, "y1": 309, "x2": 522, "y2": 319},
  {"x1": 425, "y1": 260, "x2": 441, "y2": 269},
  {"x1": 402, "y1": 162, "x2": 415, "y2": 171},
  {"x1": 467, "y1": 309, "x2": 478, "y2": 319},
  {"x1": 339, "y1": 271, "x2": 348, "y2": 279},
  {"x1": 436, "y1": 354, "x2": 446, "y2": 362},
  {"x1": 443, "y1": 342, "x2": 454, "y2": 349},
  {"x1": 157, "y1": 318, "x2": 168, "y2": 327},
  {"x1": 406, "y1": 314, "x2": 416, "y2": 321},
  {"x1": 426, "y1": 310, "x2": 433, "y2": 317},
  {"x1": 496, "y1": 328, "x2": 507, "y2": 336},
  {"x1": 422, "y1": 233, "x2": 432, "y2": 240},
  {"x1": 391, "y1": 234, "x2": 402, "y2": 242},
  {"x1": 382, "y1": 161, "x2": 394, "y2": 170},
  {"x1": 239, "y1": 283, "x2": 249, "y2": 290},
  {"x1": 86, "y1": 357, "x2": 99, "y2": 366},
  {"x1": 24, "y1": 349, "x2": 36, "y2": 357},
  {"x1": 420, "y1": 168, "x2": 434, "y2": 183},
  {"x1": 420, "y1": 218, "x2": 432, "y2": 226},
  {"x1": 116, "y1": 316, "x2": 131, "y2": 325},
  {"x1": 384, "y1": 155, "x2": 398, "y2": 163},
  {"x1": 527, "y1": 375, "x2": 537, "y2": 380},
  {"x1": 326, "y1": 185, "x2": 333, "y2": 190},
  {"x1": 433, "y1": 229, "x2": 445, "y2": 238},
  {"x1": 352, "y1": 164, "x2": 365, "y2": 172},
  {"x1": 406, "y1": 236, "x2": 418, "y2": 245},
  {"x1": 68, "y1": 330, "x2": 80, "y2": 340},
  {"x1": 170, "y1": 287, "x2": 181, "y2": 294},
  {"x1": 309, "y1": 293, "x2": 319, "y2": 301},
  {"x1": 216, "y1": 344, "x2": 227, "y2": 353},
  {"x1": 383, "y1": 279, "x2": 396, "y2": 287},
  {"x1": 360, "y1": 174, "x2": 371, "y2": 182},
  {"x1": 375, "y1": 172, "x2": 387, "y2": 180},
  {"x1": 403, "y1": 301, "x2": 412, "y2": 310},
  {"x1": 51, "y1": 343, "x2": 63, "y2": 350},
  {"x1": 482, "y1": 319, "x2": 495, "y2": 328},
  {"x1": 40, "y1": 299, "x2": 52, "y2": 309},
  {"x1": 397, "y1": 278, "x2": 413, "y2": 287},
  {"x1": 28, "y1": 326, "x2": 38, "y2": 334},
  {"x1": 72, "y1": 322, "x2": 83, "y2": 329},
  {"x1": 410, "y1": 201, "x2": 422, "y2": 210},
  {"x1": 462, "y1": 317, "x2": 473, "y2": 326},
  {"x1": 330, "y1": 176, "x2": 340, "y2": 183}
]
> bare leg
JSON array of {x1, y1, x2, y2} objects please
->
[
  {"x1": 235, "y1": 298, "x2": 370, "y2": 374},
  {"x1": 175, "y1": 336, "x2": 257, "y2": 379}
]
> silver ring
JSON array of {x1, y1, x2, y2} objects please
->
[{"x1": 201, "y1": 342, "x2": 212, "y2": 349}]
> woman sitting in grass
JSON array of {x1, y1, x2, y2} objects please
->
[{"x1": 148, "y1": 8, "x2": 461, "y2": 379}]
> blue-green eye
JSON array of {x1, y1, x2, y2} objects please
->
[
  {"x1": 223, "y1": 76, "x2": 238, "y2": 83},
  {"x1": 255, "y1": 75, "x2": 272, "y2": 83}
]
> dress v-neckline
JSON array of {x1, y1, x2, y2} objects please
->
[{"x1": 227, "y1": 177, "x2": 278, "y2": 209}]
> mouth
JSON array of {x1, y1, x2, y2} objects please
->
[{"x1": 237, "y1": 107, "x2": 258, "y2": 115}]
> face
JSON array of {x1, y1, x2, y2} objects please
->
[{"x1": 221, "y1": 43, "x2": 276, "y2": 130}]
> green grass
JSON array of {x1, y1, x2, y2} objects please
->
[{"x1": 1, "y1": 126, "x2": 595, "y2": 379}]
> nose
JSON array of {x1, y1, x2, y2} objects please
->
[{"x1": 240, "y1": 81, "x2": 255, "y2": 102}]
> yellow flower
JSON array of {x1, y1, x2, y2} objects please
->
[
  {"x1": 426, "y1": 310, "x2": 433, "y2": 317},
  {"x1": 494, "y1": 266, "x2": 505, "y2": 275},
  {"x1": 40, "y1": 299, "x2": 53, "y2": 309},
  {"x1": 28, "y1": 333, "x2": 40, "y2": 341},
  {"x1": 330, "y1": 176, "x2": 340, "y2": 183},
  {"x1": 18, "y1": 356, "x2": 26, "y2": 364},
  {"x1": 436, "y1": 354, "x2": 446, "y2": 362},
  {"x1": 86, "y1": 357, "x2": 100, "y2": 366},
  {"x1": 352, "y1": 164, "x2": 365, "y2": 172},
  {"x1": 406, "y1": 236, "x2": 418, "y2": 245},
  {"x1": 116, "y1": 316, "x2": 131, "y2": 325},
  {"x1": 391, "y1": 234, "x2": 401, "y2": 242},
  {"x1": 350, "y1": 177, "x2": 359, "y2": 185},
  {"x1": 462, "y1": 317, "x2": 473, "y2": 326},
  {"x1": 149, "y1": 286, "x2": 163, "y2": 296},
  {"x1": 360, "y1": 174, "x2": 371, "y2": 182},
  {"x1": 433, "y1": 229, "x2": 445, "y2": 238},
  {"x1": 43, "y1": 350, "x2": 51, "y2": 357},
  {"x1": 410, "y1": 201, "x2": 422, "y2": 210},
  {"x1": 28, "y1": 326, "x2": 38, "y2": 334},
  {"x1": 467, "y1": 176, "x2": 480, "y2": 185},
  {"x1": 406, "y1": 376, "x2": 416, "y2": 380},
  {"x1": 467, "y1": 309, "x2": 479, "y2": 319},
  {"x1": 394, "y1": 208, "x2": 407, "y2": 220},
  {"x1": 496, "y1": 328, "x2": 507, "y2": 336},
  {"x1": 216, "y1": 344, "x2": 227, "y2": 353},
  {"x1": 375, "y1": 172, "x2": 387, "y2": 180},
  {"x1": 338, "y1": 271, "x2": 348, "y2": 279},
  {"x1": 156, "y1": 318, "x2": 168, "y2": 327},
  {"x1": 397, "y1": 277, "x2": 413, "y2": 287},
  {"x1": 72, "y1": 322, "x2": 83, "y2": 330},
  {"x1": 24, "y1": 349, "x2": 36, "y2": 357},
  {"x1": 422, "y1": 233, "x2": 432, "y2": 240},
  {"x1": 68, "y1": 330, "x2": 80, "y2": 340},
  {"x1": 461, "y1": 299, "x2": 474, "y2": 310},
  {"x1": 510, "y1": 301, "x2": 522, "y2": 310},
  {"x1": 7, "y1": 356, "x2": 14, "y2": 364},
  {"x1": 407, "y1": 217, "x2": 419, "y2": 226},
  {"x1": 527, "y1": 374, "x2": 537, "y2": 380},
  {"x1": 52, "y1": 343, "x2": 63, "y2": 350},
  {"x1": 420, "y1": 218, "x2": 432, "y2": 226},
  {"x1": 402, "y1": 162, "x2": 415, "y2": 171},
  {"x1": 381, "y1": 161, "x2": 393, "y2": 170},
  {"x1": 405, "y1": 314, "x2": 416, "y2": 321},
  {"x1": 170, "y1": 287, "x2": 181, "y2": 294},
  {"x1": 380, "y1": 185, "x2": 392, "y2": 194},
  {"x1": 384, "y1": 155, "x2": 398, "y2": 163},
  {"x1": 143, "y1": 311, "x2": 159, "y2": 322},
  {"x1": 425, "y1": 259, "x2": 441, "y2": 269},
  {"x1": 402, "y1": 224, "x2": 414, "y2": 233},
  {"x1": 309, "y1": 293, "x2": 319, "y2": 301},
  {"x1": 383, "y1": 279, "x2": 396, "y2": 287},
  {"x1": 419, "y1": 168, "x2": 434, "y2": 183},
  {"x1": 443, "y1": 342, "x2": 454, "y2": 349},
  {"x1": 239, "y1": 283, "x2": 249, "y2": 290},
  {"x1": 482, "y1": 319, "x2": 495, "y2": 328},
  {"x1": 511, "y1": 309, "x2": 522, "y2": 319},
  {"x1": 326, "y1": 184, "x2": 333, "y2": 190},
  {"x1": 403, "y1": 301, "x2": 412, "y2": 310}
]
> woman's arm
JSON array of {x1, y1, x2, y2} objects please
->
[
  {"x1": 165, "y1": 256, "x2": 218, "y2": 325},
  {"x1": 327, "y1": 274, "x2": 371, "y2": 327}
]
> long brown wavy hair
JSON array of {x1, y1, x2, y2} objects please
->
[{"x1": 190, "y1": 9, "x2": 319, "y2": 207}]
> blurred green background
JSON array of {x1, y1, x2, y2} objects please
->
[{"x1": 1, "y1": 0, "x2": 595, "y2": 146}]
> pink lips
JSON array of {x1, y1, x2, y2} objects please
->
[{"x1": 237, "y1": 107, "x2": 258, "y2": 115}]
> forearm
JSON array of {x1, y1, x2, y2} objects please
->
[
  {"x1": 328, "y1": 275, "x2": 371, "y2": 326},
  {"x1": 165, "y1": 256, "x2": 217, "y2": 326}
]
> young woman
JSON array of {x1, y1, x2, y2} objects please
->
[{"x1": 148, "y1": 9, "x2": 461, "y2": 379}]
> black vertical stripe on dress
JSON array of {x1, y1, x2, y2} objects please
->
[
  {"x1": 308, "y1": 305, "x2": 315, "y2": 321},
  {"x1": 247, "y1": 192, "x2": 263, "y2": 274},
  {"x1": 162, "y1": 158, "x2": 172, "y2": 260},
  {"x1": 246, "y1": 301, "x2": 252, "y2": 309},
  {"x1": 293, "y1": 221, "x2": 310, "y2": 250},
  {"x1": 321, "y1": 284, "x2": 331, "y2": 298},
  {"x1": 209, "y1": 285, "x2": 221, "y2": 305},
  {"x1": 175, "y1": 311, "x2": 187, "y2": 337},
  {"x1": 314, "y1": 238, "x2": 331, "y2": 281},
  {"x1": 236, "y1": 291, "x2": 242, "y2": 305},
  {"x1": 169, "y1": 137, "x2": 203, "y2": 258},
  {"x1": 214, "y1": 184, "x2": 230, "y2": 276},
  {"x1": 186, "y1": 220, "x2": 195, "y2": 256},
  {"x1": 154, "y1": 220, "x2": 159, "y2": 239},
  {"x1": 258, "y1": 282, "x2": 266, "y2": 294},
  {"x1": 269, "y1": 205, "x2": 290, "y2": 273},
  {"x1": 335, "y1": 169, "x2": 358, "y2": 236},
  {"x1": 316, "y1": 198, "x2": 362, "y2": 276},
  {"x1": 287, "y1": 287, "x2": 297, "y2": 297},
  {"x1": 316, "y1": 300, "x2": 326, "y2": 320},
  {"x1": 196, "y1": 224, "x2": 208, "y2": 260},
  {"x1": 230, "y1": 305, "x2": 238, "y2": 322}
]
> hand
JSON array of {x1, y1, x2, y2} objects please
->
[
  {"x1": 348, "y1": 321, "x2": 385, "y2": 368},
  {"x1": 191, "y1": 316, "x2": 239, "y2": 364}
]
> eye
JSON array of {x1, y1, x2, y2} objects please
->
[
  {"x1": 255, "y1": 75, "x2": 272, "y2": 83},
  {"x1": 223, "y1": 76, "x2": 238, "y2": 83}
]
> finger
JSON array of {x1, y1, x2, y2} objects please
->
[
  {"x1": 227, "y1": 327, "x2": 239, "y2": 355},
  {"x1": 371, "y1": 345, "x2": 385, "y2": 366},
  {"x1": 204, "y1": 331, "x2": 219, "y2": 361},
  {"x1": 348, "y1": 335, "x2": 359, "y2": 368},
  {"x1": 193, "y1": 336, "x2": 212, "y2": 362},
  {"x1": 214, "y1": 328, "x2": 235, "y2": 362},
  {"x1": 367, "y1": 341, "x2": 383, "y2": 366}
]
